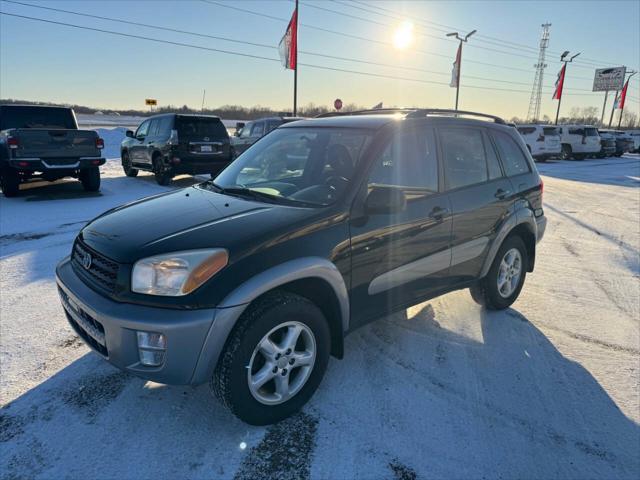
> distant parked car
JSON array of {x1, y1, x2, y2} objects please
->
[
  {"x1": 231, "y1": 116, "x2": 303, "y2": 158},
  {"x1": 0, "y1": 104, "x2": 105, "y2": 197},
  {"x1": 596, "y1": 130, "x2": 617, "y2": 158},
  {"x1": 516, "y1": 124, "x2": 561, "y2": 161},
  {"x1": 628, "y1": 130, "x2": 640, "y2": 153},
  {"x1": 610, "y1": 130, "x2": 634, "y2": 156},
  {"x1": 121, "y1": 114, "x2": 232, "y2": 185},
  {"x1": 557, "y1": 125, "x2": 601, "y2": 160}
]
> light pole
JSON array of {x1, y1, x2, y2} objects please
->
[
  {"x1": 554, "y1": 50, "x2": 580, "y2": 125},
  {"x1": 446, "y1": 29, "x2": 476, "y2": 110}
]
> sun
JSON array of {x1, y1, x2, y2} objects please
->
[{"x1": 393, "y1": 21, "x2": 414, "y2": 50}]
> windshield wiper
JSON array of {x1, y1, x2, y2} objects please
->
[{"x1": 205, "y1": 183, "x2": 320, "y2": 207}]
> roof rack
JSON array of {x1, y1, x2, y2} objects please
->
[
  {"x1": 406, "y1": 109, "x2": 505, "y2": 124},
  {"x1": 315, "y1": 108, "x2": 505, "y2": 124}
]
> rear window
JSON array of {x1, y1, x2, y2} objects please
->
[
  {"x1": 585, "y1": 127, "x2": 599, "y2": 136},
  {"x1": 0, "y1": 106, "x2": 77, "y2": 130},
  {"x1": 176, "y1": 116, "x2": 228, "y2": 139},
  {"x1": 543, "y1": 127, "x2": 559, "y2": 135},
  {"x1": 517, "y1": 127, "x2": 536, "y2": 135}
]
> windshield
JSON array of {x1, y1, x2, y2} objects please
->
[{"x1": 210, "y1": 127, "x2": 373, "y2": 206}]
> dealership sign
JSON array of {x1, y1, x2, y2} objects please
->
[
  {"x1": 592, "y1": 67, "x2": 626, "y2": 92},
  {"x1": 145, "y1": 98, "x2": 158, "y2": 106}
]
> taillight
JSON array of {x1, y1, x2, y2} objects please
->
[
  {"x1": 536, "y1": 134, "x2": 545, "y2": 142},
  {"x1": 7, "y1": 136, "x2": 19, "y2": 149},
  {"x1": 96, "y1": 137, "x2": 104, "y2": 149}
]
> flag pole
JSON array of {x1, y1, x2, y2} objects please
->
[
  {"x1": 608, "y1": 90, "x2": 619, "y2": 128},
  {"x1": 293, "y1": 0, "x2": 298, "y2": 116},
  {"x1": 446, "y1": 30, "x2": 476, "y2": 111},
  {"x1": 554, "y1": 52, "x2": 579, "y2": 125},
  {"x1": 617, "y1": 71, "x2": 636, "y2": 129},
  {"x1": 455, "y1": 40, "x2": 462, "y2": 110}
]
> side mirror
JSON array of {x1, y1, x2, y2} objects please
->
[
  {"x1": 234, "y1": 129, "x2": 241, "y2": 137},
  {"x1": 365, "y1": 186, "x2": 407, "y2": 215},
  {"x1": 125, "y1": 130, "x2": 134, "y2": 138}
]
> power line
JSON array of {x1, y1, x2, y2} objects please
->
[{"x1": 2, "y1": 10, "x2": 600, "y2": 98}]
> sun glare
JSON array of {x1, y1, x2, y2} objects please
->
[{"x1": 393, "y1": 21, "x2": 414, "y2": 50}]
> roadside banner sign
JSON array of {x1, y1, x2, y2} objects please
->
[
  {"x1": 592, "y1": 67, "x2": 626, "y2": 92},
  {"x1": 145, "y1": 99, "x2": 158, "y2": 106},
  {"x1": 334, "y1": 98, "x2": 343, "y2": 110}
]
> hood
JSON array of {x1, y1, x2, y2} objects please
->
[{"x1": 81, "y1": 186, "x2": 314, "y2": 263}]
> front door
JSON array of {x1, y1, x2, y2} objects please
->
[
  {"x1": 349, "y1": 124, "x2": 453, "y2": 328},
  {"x1": 130, "y1": 119, "x2": 150, "y2": 164}
]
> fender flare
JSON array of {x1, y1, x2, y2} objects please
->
[
  {"x1": 479, "y1": 206, "x2": 538, "y2": 279},
  {"x1": 190, "y1": 257, "x2": 349, "y2": 385}
]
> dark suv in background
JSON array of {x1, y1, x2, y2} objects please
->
[
  {"x1": 57, "y1": 109, "x2": 545, "y2": 425},
  {"x1": 120, "y1": 114, "x2": 232, "y2": 185},
  {"x1": 231, "y1": 116, "x2": 302, "y2": 158}
]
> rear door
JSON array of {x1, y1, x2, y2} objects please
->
[
  {"x1": 349, "y1": 123, "x2": 453, "y2": 327},
  {"x1": 439, "y1": 126, "x2": 514, "y2": 280}
]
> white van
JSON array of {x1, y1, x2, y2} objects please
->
[
  {"x1": 516, "y1": 124, "x2": 562, "y2": 161},
  {"x1": 557, "y1": 125, "x2": 601, "y2": 160}
]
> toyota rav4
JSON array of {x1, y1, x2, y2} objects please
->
[{"x1": 56, "y1": 109, "x2": 546, "y2": 425}]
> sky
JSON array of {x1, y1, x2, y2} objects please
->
[{"x1": 1, "y1": 0, "x2": 639, "y2": 120}]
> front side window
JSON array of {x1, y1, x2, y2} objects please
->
[
  {"x1": 136, "y1": 120, "x2": 150, "y2": 138},
  {"x1": 493, "y1": 131, "x2": 531, "y2": 176},
  {"x1": 211, "y1": 127, "x2": 373, "y2": 206},
  {"x1": 368, "y1": 127, "x2": 438, "y2": 194},
  {"x1": 240, "y1": 122, "x2": 253, "y2": 139},
  {"x1": 251, "y1": 122, "x2": 265, "y2": 137},
  {"x1": 440, "y1": 128, "x2": 488, "y2": 190}
]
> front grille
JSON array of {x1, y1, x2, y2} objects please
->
[
  {"x1": 71, "y1": 239, "x2": 119, "y2": 293},
  {"x1": 59, "y1": 287, "x2": 108, "y2": 357}
]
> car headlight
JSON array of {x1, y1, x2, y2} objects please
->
[{"x1": 131, "y1": 249, "x2": 228, "y2": 296}]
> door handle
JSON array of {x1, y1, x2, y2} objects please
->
[
  {"x1": 494, "y1": 188, "x2": 511, "y2": 199},
  {"x1": 429, "y1": 206, "x2": 449, "y2": 220}
]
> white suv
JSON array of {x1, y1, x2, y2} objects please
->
[
  {"x1": 557, "y1": 125, "x2": 601, "y2": 160},
  {"x1": 516, "y1": 124, "x2": 561, "y2": 161}
]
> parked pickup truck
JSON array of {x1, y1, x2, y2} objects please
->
[{"x1": 0, "y1": 105, "x2": 105, "y2": 197}]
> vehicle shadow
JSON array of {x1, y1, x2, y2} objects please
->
[
  {"x1": 1, "y1": 297, "x2": 638, "y2": 479},
  {"x1": 536, "y1": 155, "x2": 640, "y2": 188}
]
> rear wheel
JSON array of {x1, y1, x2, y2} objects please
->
[
  {"x1": 153, "y1": 158, "x2": 172, "y2": 186},
  {"x1": 79, "y1": 167, "x2": 100, "y2": 192},
  {"x1": 122, "y1": 152, "x2": 138, "y2": 177},
  {"x1": 470, "y1": 235, "x2": 528, "y2": 310},
  {"x1": 560, "y1": 144, "x2": 572, "y2": 160},
  {"x1": 0, "y1": 168, "x2": 20, "y2": 197},
  {"x1": 212, "y1": 291, "x2": 331, "y2": 425}
]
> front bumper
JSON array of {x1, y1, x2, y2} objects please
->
[
  {"x1": 8, "y1": 157, "x2": 105, "y2": 171},
  {"x1": 56, "y1": 256, "x2": 221, "y2": 385}
]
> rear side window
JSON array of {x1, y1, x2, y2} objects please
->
[
  {"x1": 493, "y1": 131, "x2": 531, "y2": 176},
  {"x1": 483, "y1": 132, "x2": 503, "y2": 180},
  {"x1": 156, "y1": 116, "x2": 173, "y2": 136},
  {"x1": 569, "y1": 128, "x2": 585, "y2": 135},
  {"x1": 0, "y1": 106, "x2": 76, "y2": 130},
  {"x1": 369, "y1": 126, "x2": 438, "y2": 193},
  {"x1": 250, "y1": 122, "x2": 265, "y2": 137},
  {"x1": 176, "y1": 116, "x2": 228, "y2": 138},
  {"x1": 543, "y1": 127, "x2": 559, "y2": 135},
  {"x1": 440, "y1": 128, "x2": 488, "y2": 190},
  {"x1": 517, "y1": 127, "x2": 536, "y2": 135}
]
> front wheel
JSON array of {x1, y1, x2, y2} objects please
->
[
  {"x1": 560, "y1": 144, "x2": 572, "y2": 160},
  {"x1": 79, "y1": 167, "x2": 100, "y2": 192},
  {"x1": 122, "y1": 152, "x2": 138, "y2": 177},
  {"x1": 212, "y1": 292, "x2": 330, "y2": 425},
  {"x1": 0, "y1": 168, "x2": 20, "y2": 197},
  {"x1": 153, "y1": 158, "x2": 172, "y2": 186},
  {"x1": 470, "y1": 235, "x2": 528, "y2": 310}
]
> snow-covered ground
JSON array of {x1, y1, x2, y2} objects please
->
[{"x1": 1, "y1": 155, "x2": 639, "y2": 479}]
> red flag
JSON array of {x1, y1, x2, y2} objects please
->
[
  {"x1": 615, "y1": 79, "x2": 629, "y2": 109},
  {"x1": 450, "y1": 43, "x2": 461, "y2": 88},
  {"x1": 553, "y1": 64, "x2": 566, "y2": 100},
  {"x1": 278, "y1": 8, "x2": 298, "y2": 70}
]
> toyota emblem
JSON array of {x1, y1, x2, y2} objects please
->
[
  {"x1": 81, "y1": 252, "x2": 92, "y2": 270},
  {"x1": 203, "y1": 137, "x2": 210, "y2": 141}
]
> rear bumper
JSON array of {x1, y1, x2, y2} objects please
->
[
  {"x1": 535, "y1": 215, "x2": 547, "y2": 243},
  {"x1": 8, "y1": 157, "x2": 105, "y2": 171},
  {"x1": 55, "y1": 256, "x2": 234, "y2": 385}
]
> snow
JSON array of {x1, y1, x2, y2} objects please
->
[{"x1": 1, "y1": 155, "x2": 639, "y2": 479}]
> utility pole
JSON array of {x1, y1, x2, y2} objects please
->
[
  {"x1": 446, "y1": 29, "x2": 477, "y2": 110},
  {"x1": 600, "y1": 91, "x2": 608, "y2": 126},
  {"x1": 527, "y1": 23, "x2": 551, "y2": 122},
  {"x1": 617, "y1": 70, "x2": 636, "y2": 128},
  {"x1": 609, "y1": 91, "x2": 619, "y2": 127},
  {"x1": 554, "y1": 50, "x2": 580, "y2": 125},
  {"x1": 293, "y1": 0, "x2": 299, "y2": 116},
  {"x1": 201, "y1": 89, "x2": 206, "y2": 113}
]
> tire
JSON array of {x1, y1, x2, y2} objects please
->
[
  {"x1": 560, "y1": 144, "x2": 572, "y2": 160},
  {"x1": 79, "y1": 167, "x2": 100, "y2": 192},
  {"x1": 0, "y1": 168, "x2": 20, "y2": 197},
  {"x1": 574, "y1": 154, "x2": 586, "y2": 161},
  {"x1": 153, "y1": 158, "x2": 172, "y2": 186},
  {"x1": 122, "y1": 152, "x2": 138, "y2": 177},
  {"x1": 469, "y1": 235, "x2": 528, "y2": 310},
  {"x1": 212, "y1": 291, "x2": 331, "y2": 425}
]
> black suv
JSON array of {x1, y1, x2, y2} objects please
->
[
  {"x1": 231, "y1": 116, "x2": 302, "y2": 158},
  {"x1": 120, "y1": 114, "x2": 232, "y2": 185},
  {"x1": 57, "y1": 109, "x2": 546, "y2": 425}
]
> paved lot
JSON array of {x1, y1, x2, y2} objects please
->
[{"x1": 1, "y1": 156, "x2": 639, "y2": 479}]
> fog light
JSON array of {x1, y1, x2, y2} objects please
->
[
  {"x1": 139, "y1": 349, "x2": 165, "y2": 367},
  {"x1": 137, "y1": 331, "x2": 166, "y2": 366}
]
